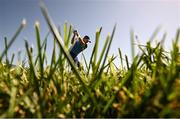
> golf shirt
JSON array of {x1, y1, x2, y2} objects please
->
[{"x1": 69, "y1": 40, "x2": 87, "y2": 58}]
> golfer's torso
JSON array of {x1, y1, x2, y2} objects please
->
[{"x1": 70, "y1": 41, "x2": 87, "y2": 56}]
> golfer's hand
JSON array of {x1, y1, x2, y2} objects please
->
[{"x1": 73, "y1": 30, "x2": 78, "y2": 36}]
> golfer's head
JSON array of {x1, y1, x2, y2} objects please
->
[{"x1": 83, "y1": 35, "x2": 91, "y2": 43}]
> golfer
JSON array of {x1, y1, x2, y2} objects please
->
[{"x1": 69, "y1": 30, "x2": 91, "y2": 67}]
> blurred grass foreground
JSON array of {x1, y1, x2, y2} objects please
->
[{"x1": 0, "y1": 2, "x2": 179, "y2": 118}]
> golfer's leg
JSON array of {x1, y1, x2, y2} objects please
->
[
  {"x1": 74, "y1": 57, "x2": 80, "y2": 67},
  {"x1": 70, "y1": 51, "x2": 75, "y2": 59}
]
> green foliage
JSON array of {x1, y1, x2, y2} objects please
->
[{"x1": 0, "y1": 3, "x2": 179, "y2": 118}]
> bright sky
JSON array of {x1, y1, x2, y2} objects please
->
[{"x1": 0, "y1": 0, "x2": 180, "y2": 65}]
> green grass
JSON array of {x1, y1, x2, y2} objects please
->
[{"x1": 0, "y1": 2, "x2": 179, "y2": 118}]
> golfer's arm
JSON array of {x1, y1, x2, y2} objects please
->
[
  {"x1": 78, "y1": 37, "x2": 85, "y2": 44},
  {"x1": 71, "y1": 34, "x2": 76, "y2": 44}
]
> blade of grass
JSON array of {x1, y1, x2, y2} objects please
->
[
  {"x1": 4, "y1": 37, "x2": 9, "y2": 64},
  {"x1": 94, "y1": 34, "x2": 109, "y2": 75},
  {"x1": 66, "y1": 24, "x2": 73, "y2": 48},
  {"x1": 25, "y1": 40, "x2": 38, "y2": 88},
  {"x1": 35, "y1": 31, "x2": 49, "y2": 65},
  {"x1": 97, "y1": 24, "x2": 116, "y2": 79},
  {"x1": 41, "y1": 31, "x2": 50, "y2": 49},
  {"x1": 87, "y1": 27, "x2": 102, "y2": 75},
  {"x1": 64, "y1": 22, "x2": 68, "y2": 48},
  {"x1": 10, "y1": 53, "x2": 15, "y2": 67},
  {"x1": 118, "y1": 48, "x2": 124, "y2": 69},
  {"x1": 82, "y1": 53, "x2": 88, "y2": 71},
  {"x1": 124, "y1": 55, "x2": 139, "y2": 88},
  {"x1": 47, "y1": 38, "x2": 57, "y2": 80},
  {"x1": 42, "y1": 39, "x2": 47, "y2": 65},
  {"x1": 35, "y1": 21, "x2": 44, "y2": 78},
  {"x1": 130, "y1": 29, "x2": 135, "y2": 60},
  {"x1": 0, "y1": 19, "x2": 26, "y2": 61},
  {"x1": 102, "y1": 94, "x2": 115, "y2": 114},
  {"x1": 102, "y1": 55, "x2": 117, "y2": 70},
  {"x1": 93, "y1": 27, "x2": 102, "y2": 66},
  {"x1": 125, "y1": 55, "x2": 130, "y2": 70}
]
